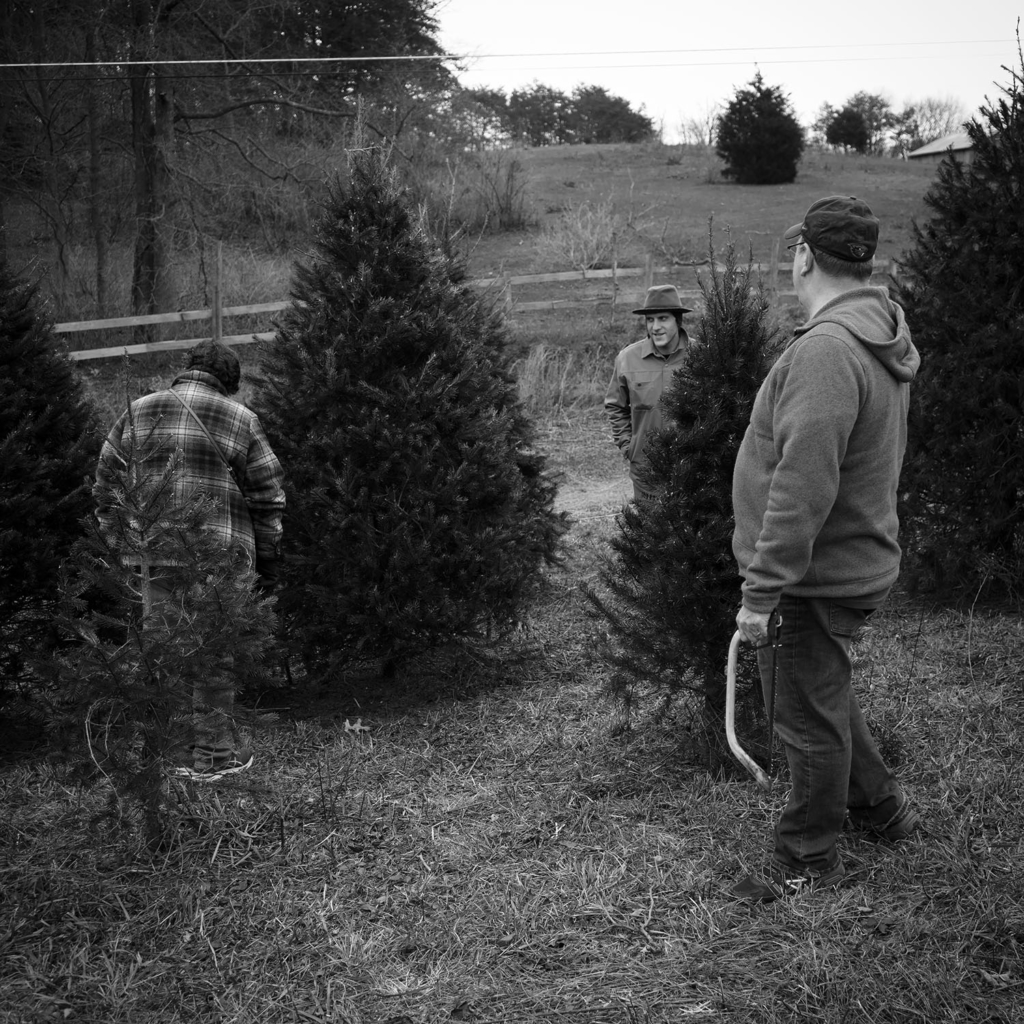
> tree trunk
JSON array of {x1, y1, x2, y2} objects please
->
[
  {"x1": 130, "y1": 0, "x2": 176, "y2": 341},
  {"x1": 0, "y1": 0, "x2": 11, "y2": 264},
  {"x1": 86, "y1": 27, "x2": 107, "y2": 318},
  {"x1": 154, "y1": 69, "x2": 177, "y2": 315},
  {"x1": 32, "y1": 6, "x2": 69, "y2": 282},
  {"x1": 130, "y1": 62, "x2": 158, "y2": 343}
]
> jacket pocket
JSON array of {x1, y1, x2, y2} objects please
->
[
  {"x1": 829, "y1": 603, "x2": 869, "y2": 637},
  {"x1": 628, "y1": 379, "x2": 654, "y2": 410}
]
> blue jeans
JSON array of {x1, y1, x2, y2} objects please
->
[
  {"x1": 148, "y1": 569, "x2": 237, "y2": 767},
  {"x1": 757, "y1": 594, "x2": 902, "y2": 875}
]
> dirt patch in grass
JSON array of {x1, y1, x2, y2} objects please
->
[{"x1": 539, "y1": 410, "x2": 630, "y2": 516}]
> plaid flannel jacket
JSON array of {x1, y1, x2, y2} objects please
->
[{"x1": 95, "y1": 370, "x2": 285, "y2": 563}]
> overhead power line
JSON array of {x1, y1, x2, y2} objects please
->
[
  {"x1": 468, "y1": 52, "x2": 1009, "y2": 74},
  {"x1": 4, "y1": 48, "x2": 1008, "y2": 87},
  {"x1": 0, "y1": 38, "x2": 1009, "y2": 71}
]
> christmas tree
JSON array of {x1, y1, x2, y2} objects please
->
[
  {"x1": 251, "y1": 150, "x2": 566, "y2": 682},
  {"x1": 590, "y1": 235, "x2": 782, "y2": 764},
  {"x1": 897, "y1": 42, "x2": 1024, "y2": 599},
  {"x1": 0, "y1": 262, "x2": 98, "y2": 706},
  {"x1": 716, "y1": 73, "x2": 805, "y2": 185}
]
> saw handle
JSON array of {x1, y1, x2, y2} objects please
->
[{"x1": 725, "y1": 630, "x2": 772, "y2": 791}]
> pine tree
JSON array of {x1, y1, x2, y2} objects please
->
[
  {"x1": 589, "y1": 234, "x2": 782, "y2": 765},
  {"x1": 43, "y1": 413, "x2": 278, "y2": 849},
  {"x1": 0, "y1": 262, "x2": 98, "y2": 704},
  {"x1": 897, "y1": 43, "x2": 1024, "y2": 599},
  {"x1": 716, "y1": 73, "x2": 805, "y2": 185},
  {"x1": 250, "y1": 150, "x2": 566, "y2": 681}
]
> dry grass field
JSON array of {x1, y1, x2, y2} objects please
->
[
  {"x1": 467, "y1": 142, "x2": 936, "y2": 276},
  {"x1": 48, "y1": 141, "x2": 936, "y2": 365},
  {"x1": 3, "y1": 410, "x2": 1023, "y2": 1023},
  {"x1": 3, "y1": 144, "x2": 1023, "y2": 1023}
]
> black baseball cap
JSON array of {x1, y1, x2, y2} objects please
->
[{"x1": 784, "y1": 196, "x2": 879, "y2": 263}]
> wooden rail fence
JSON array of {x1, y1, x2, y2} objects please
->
[
  {"x1": 58, "y1": 301, "x2": 289, "y2": 361},
  {"x1": 58, "y1": 258, "x2": 897, "y2": 361}
]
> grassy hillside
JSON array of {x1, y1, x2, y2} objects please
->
[
  {"x1": 467, "y1": 143, "x2": 936, "y2": 276},
  {"x1": 59, "y1": 142, "x2": 936, "y2": 385}
]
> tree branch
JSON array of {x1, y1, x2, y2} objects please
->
[{"x1": 176, "y1": 96, "x2": 358, "y2": 122}]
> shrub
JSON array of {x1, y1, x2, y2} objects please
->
[
  {"x1": 588, "y1": 231, "x2": 782, "y2": 767},
  {"x1": 250, "y1": 149, "x2": 567, "y2": 683},
  {"x1": 537, "y1": 199, "x2": 616, "y2": 270},
  {"x1": 412, "y1": 149, "x2": 534, "y2": 239},
  {"x1": 897, "y1": 44, "x2": 1024, "y2": 601},
  {"x1": 0, "y1": 262, "x2": 99, "y2": 706},
  {"x1": 716, "y1": 73, "x2": 805, "y2": 185},
  {"x1": 512, "y1": 343, "x2": 612, "y2": 415},
  {"x1": 468, "y1": 150, "x2": 533, "y2": 231}
]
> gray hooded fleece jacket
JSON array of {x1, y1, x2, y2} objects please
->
[{"x1": 732, "y1": 286, "x2": 921, "y2": 614}]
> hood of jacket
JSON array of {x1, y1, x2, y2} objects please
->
[{"x1": 794, "y1": 286, "x2": 920, "y2": 383}]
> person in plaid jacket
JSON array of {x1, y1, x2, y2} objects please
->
[{"x1": 95, "y1": 340, "x2": 285, "y2": 780}]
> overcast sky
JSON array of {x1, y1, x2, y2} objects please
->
[{"x1": 436, "y1": 0, "x2": 1020, "y2": 141}]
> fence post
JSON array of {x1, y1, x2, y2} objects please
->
[
  {"x1": 609, "y1": 231, "x2": 618, "y2": 325},
  {"x1": 212, "y1": 242, "x2": 223, "y2": 342},
  {"x1": 768, "y1": 237, "x2": 780, "y2": 303}
]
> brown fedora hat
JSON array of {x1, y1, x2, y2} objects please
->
[{"x1": 632, "y1": 284, "x2": 692, "y2": 315}]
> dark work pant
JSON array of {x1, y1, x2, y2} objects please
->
[
  {"x1": 147, "y1": 569, "x2": 236, "y2": 767},
  {"x1": 758, "y1": 594, "x2": 902, "y2": 874}
]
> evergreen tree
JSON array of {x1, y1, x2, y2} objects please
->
[
  {"x1": 716, "y1": 73, "x2": 805, "y2": 184},
  {"x1": 897, "y1": 45, "x2": 1024, "y2": 599},
  {"x1": 250, "y1": 150, "x2": 566, "y2": 682},
  {"x1": 589, "y1": 234, "x2": 782, "y2": 765},
  {"x1": 0, "y1": 262, "x2": 98, "y2": 704}
]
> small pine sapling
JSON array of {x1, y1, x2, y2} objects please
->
[
  {"x1": 590, "y1": 229, "x2": 782, "y2": 768},
  {"x1": 43, "y1": 386, "x2": 278, "y2": 849}
]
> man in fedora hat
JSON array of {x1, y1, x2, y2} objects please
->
[
  {"x1": 730, "y1": 196, "x2": 921, "y2": 901},
  {"x1": 604, "y1": 284, "x2": 693, "y2": 502}
]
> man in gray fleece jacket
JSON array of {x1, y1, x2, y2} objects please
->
[{"x1": 730, "y1": 196, "x2": 922, "y2": 902}]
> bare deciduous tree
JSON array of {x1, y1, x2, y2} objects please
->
[
  {"x1": 1, "y1": 0, "x2": 454, "y2": 330},
  {"x1": 808, "y1": 102, "x2": 837, "y2": 148},
  {"x1": 679, "y1": 101, "x2": 721, "y2": 147},
  {"x1": 912, "y1": 95, "x2": 967, "y2": 143}
]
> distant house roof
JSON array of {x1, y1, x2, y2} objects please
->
[{"x1": 907, "y1": 132, "x2": 973, "y2": 160}]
